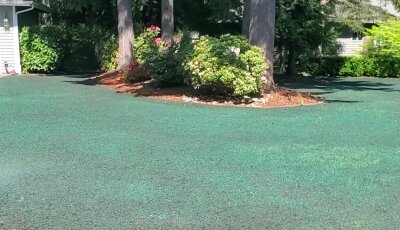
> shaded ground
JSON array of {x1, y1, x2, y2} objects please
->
[{"x1": 0, "y1": 75, "x2": 399, "y2": 229}]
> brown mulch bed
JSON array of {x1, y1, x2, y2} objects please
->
[{"x1": 91, "y1": 71, "x2": 324, "y2": 108}]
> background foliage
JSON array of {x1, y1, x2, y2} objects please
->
[{"x1": 20, "y1": 0, "x2": 400, "y2": 79}]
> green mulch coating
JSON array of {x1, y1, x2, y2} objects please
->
[{"x1": 0, "y1": 75, "x2": 399, "y2": 229}]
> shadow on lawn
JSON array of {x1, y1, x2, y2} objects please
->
[
  {"x1": 275, "y1": 76, "x2": 400, "y2": 104},
  {"x1": 63, "y1": 73, "x2": 197, "y2": 99},
  {"x1": 277, "y1": 77, "x2": 399, "y2": 93},
  {"x1": 63, "y1": 76, "x2": 100, "y2": 86}
]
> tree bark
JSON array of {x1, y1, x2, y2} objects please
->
[
  {"x1": 242, "y1": 0, "x2": 251, "y2": 38},
  {"x1": 249, "y1": 0, "x2": 276, "y2": 93},
  {"x1": 117, "y1": 0, "x2": 134, "y2": 70},
  {"x1": 162, "y1": 0, "x2": 174, "y2": 45},
  {"x1": 277, "y1": 45, "x2": 287, "y2": 74}
]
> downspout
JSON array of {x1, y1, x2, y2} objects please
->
[
  {"x1": 11, "y1": 4, "x2": 34, "y2": 74},
  {"x1": 16, "y1": 5, "x2": 35, "y2": 15}
]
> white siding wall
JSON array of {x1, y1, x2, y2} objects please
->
[
  {"x1": 0, "y1": 6, "x2": 17, "y2": 74},
  {"x1": 337, "y1": 38, "x2": 364, "y2": 56},
  {"x1": 369, "y1": 0, "x2": 400, "y2": 18}
]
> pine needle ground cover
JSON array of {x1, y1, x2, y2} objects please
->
[{"x1": 0, "y1": 76, "x2": 399, "y2": 229}]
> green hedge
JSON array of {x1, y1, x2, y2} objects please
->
[
  {"x1": 20, "y1": 26, "x2": 67, "y2": 73},
  {"x1": 301, "y1": 56, "x2": 400, "y2": 78},
  {"x1": 20, "y1": 25, "x2": 112, "y2": 74}
]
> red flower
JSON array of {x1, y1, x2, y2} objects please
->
[
  {"x1": 155, "y1": 37, "x2": 163, "y2": 46},
  {"x1": 128, "y1": 61, "x2": 139, "y2": 70},
  {"x1": 150, "y1": 25, "x2": 160, "y2": 31}
]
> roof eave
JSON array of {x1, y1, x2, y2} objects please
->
[
  {"x1": 32, "y1": 1, "x2": 51, "y2": 13},
  {"x1": 0, "y1": 1, "x2": 51, "y2": 13}
]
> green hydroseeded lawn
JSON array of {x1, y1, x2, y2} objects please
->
[{"x1": 0, "y1": 75, "x2": 399, "y2": 229}]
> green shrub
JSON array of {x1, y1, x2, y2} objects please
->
[
  {"x1": 301, "y1": 56, "x2": 400, "y2": 78},
  {"x1": 151, "y1": 31, "x2": 194, "y2": 86},
  {"x1": 339, "y1": 57, "x2": 363, "y2": 77},
  {"x1": 134, "y1": 26, "x2": 193, "y2": 86},
  {"x1": 183, "y1": 35, "x2": 267, "y2": 97},
  {"x1": 135, "y1": 25, "x2": 161, "y2": 66},
  {"x1": 20, "y1": 26, "x2": 67, "y2": 73},
  {"x1": 20, "y1": 25, "x2": 105, "y2": 74},
  {"x1": 300, "y1": 56, "x2": 345, "y2": 77},
  {"x1": 96, "y1": 33, "x2": 119, "y2": 72},
  {"x1": 365, "y1": 20, "x2": 400, "y2": 58}
]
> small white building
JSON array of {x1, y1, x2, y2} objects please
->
[
  {"x1": 337, "y1": 0, "x2": 400, "y2": 56},
  {"x1": 0, "y1": 0, "x2": 50, "y2": 74}
]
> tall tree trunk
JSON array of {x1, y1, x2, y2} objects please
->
[
  {"x1": 277, "y1": 45, "x2": 288, "y2": 74},
  {"x1": 242, "y1": 0, "x2": 251, "y2": 38},
  {"x1": 162, "y1": 0, "x2": 174, "y2": 45},
  {"x1": 249, "y1": 0, "x2": 276, "y2": 93},
  {"x1": 287, "y1": 46, "x2": 298, "y2": 76},
  {"x1": 117, "y1": 0, "x2": 134, "y2": 70}
]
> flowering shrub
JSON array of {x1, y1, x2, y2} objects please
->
[
  {"x1": 135, "y1": 25, "x2": 163, "y2": 65},
  {"x1": 183, "y1": 35, "x2": 268, "y2": 97},
  {"x1": 134, "y1": 26, "x2": 193, "y2": 86}
]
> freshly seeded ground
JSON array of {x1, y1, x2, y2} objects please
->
[{"x1": 0, "y1": 75, "x2": 399, "y2": 229}]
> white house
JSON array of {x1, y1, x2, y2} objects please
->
[
  {"x1": 337, "y1": 0, "x2": 400, "y2": 56},
  {"x1": 0, "y1": 0, "x2": 50, "y2": 74}
]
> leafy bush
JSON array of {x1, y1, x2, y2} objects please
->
[
  {"x1": 135, "y1": 25, "x2": 161, "y2": 66},
  {"x1": 96, "y1": 33, "x2": 119, "y2": 72},
  {"x1": 20, "y1": 26, "x2": 67, "y2": 73},
  {"x1": 338, "y1": 57, "x2": 373, "y2": 77},
  {"x1": 150, "y1": 31, "x2": 194, "y2": 86},
  {"x1": 300, "y1": 56, "x2": 345, "y2": 77},
  {"x1": 365, "y1": 20, "x2": 400, "y2": 58},
  {"x1": 183, "y1": 35, "x2": 268, "y2": 97},
  {"x1": 372, "y1": 57, "x2": 400, "y2": 78},
  {"x1": 20, "y1": 25, "x2": 105, "y2": 73},
  {"x1": 301, "y1": 56, "x2": 400, "y2": 78},
  {"x1": 134, "y1": 26, "x2": 193, "y2": 86}
]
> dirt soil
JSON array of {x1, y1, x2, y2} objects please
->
[{"x1": 93, "y1": 71, "x2": 324, "y2": 108}]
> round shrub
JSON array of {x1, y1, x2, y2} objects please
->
[{"x1": 183, "y1": 35, "x2": 268, "y2": 97}]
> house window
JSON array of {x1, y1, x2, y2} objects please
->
[{"x1": 352, "y1": 32, "x2": 363, "y2": 41}]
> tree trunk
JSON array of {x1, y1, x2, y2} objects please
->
[
  {"x1": 277, "y1": 45, "x2": 288, "y2": 74},
  {"x1": 287, "y1": 47, "x2": 298, "y2": 77},
  {"x1": 117, "y1": 0, "x2": 134, "y2": 70},
  {"x1": 162, "y1": 0, "x2": 174, "y2": 45},
  {"x1": 249, "y1": 0, "x2": 276, "y2": 93},
  {"x1": 242, "y1": 0, "x2": 251, "y2": 38}
]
